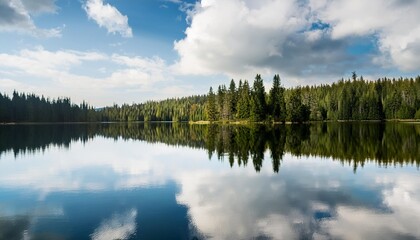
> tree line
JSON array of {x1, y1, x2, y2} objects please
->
[
  {"x1": 206, "y1": 73, "x2": 420, "y2": 122},
  {"x1": 99, "y1": 95, "x2": 206, "y2": 122},
  {"x1": 1, "y1": 74, "x2": 419, "y2": 123},
  {"x1": 98, "y1": 73, "x2": 420, "y2": 122},
  {"x1": 0, "y1": 91, "x2": 99, "y2": 122}
]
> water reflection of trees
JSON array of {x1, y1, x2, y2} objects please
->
[
  {"x1": 1, "y1": 123, "x2": 419, "y2": 172},
  {"x1": 0, "y1": 216, "x2": 30, "y2": 240}
]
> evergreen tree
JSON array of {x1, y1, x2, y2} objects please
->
[
  {"x1": 217, "y1": 85, "x2": 226, "y2": 120},
  {"x1": 269, "y1": 74, "x2": 286, "y2": 122},
  {"x1": 228, "y1": 79, "x2": 237, "y2": 120},
  {"x1": 206, "y1": 87, "x2": 217, "y2": 121},
  {"x1": 236, "y1": 80, "x2": 251, "y2": 119},
  {"x1": 250, "y1": 74, "x2": 267, "y2": 121},
  {"x1": 287, "y1": 88, "x2": 308, "y2": 122}
]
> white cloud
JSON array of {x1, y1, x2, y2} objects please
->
[
  {"x1": 311, "y1": 0, "x2": 420, "y2": 72},
  {"x1": 91, "y1": 209, "x2": 138, "y2": 240},
  {"x1": 173, "y1": 0, "x2": 353, "y2": 79},
  {"x1": 0, "y1": 47, "x2": 172, "y2": 105},
  {"x1": 321, "y1": 174, "x2": 420, "y2": 240},
  {"x1": 84, "y1": 0, "x2": 133, "y2": 38},
  {"x1": 0, "y1": 0, "x2": 61, "y2": 37},
  {"x1": 173, "y1": 0, "x2": 420, "y2": 81}
]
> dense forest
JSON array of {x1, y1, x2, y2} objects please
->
[
  {"x1": 207, "y1": 73, "x2": 420, "y2": 122},
  {"x1": 1, "y1": 123, "x2": 419, "y2": 172},
  {"x1": 0, "y1": 91, "x2": 98, "y2": 122},
  {"x1": 1, "y1": 73, "x2": 419, "y2": 123},
  {"x1": 99, "y1": 95, "x2": 207, "y2": 122},
  {"x1": 99, "y1": 73, "x2": 420, "y2": 122}
]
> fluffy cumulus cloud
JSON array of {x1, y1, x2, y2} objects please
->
[
  {"x1": 311, "y1": 0, "x2": 420, "y2": 72},
  {"x1": 84, "y1": 0, "x2": 133, "y2": 38},
  {"x1": 0, "y1": 0, "x2": 60, "y2": 37},
  {"x1": 174, "y1": 0, "x2": 420, "y2": 80}
]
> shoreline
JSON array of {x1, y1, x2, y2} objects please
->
[{"x1": 1, "y1": 119, "x2": 419, "y2": 125}]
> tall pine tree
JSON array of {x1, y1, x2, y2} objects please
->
[
  {"x1": 250, "y1": 74, "x2": 267, "y2": 121},
  {"x1": 236, "y1": 80, "x2": 251, "y2": 119},
  {"x1": 269, "y1": 74, "x2": 286, "y2": 122},
  {"x1": 206, "y1": 87, "x2": 217, "y2": 121}
]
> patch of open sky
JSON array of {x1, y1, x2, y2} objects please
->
[
  {"x1": 18, "y1": 0, "x2": 190, "y2": 61},
  {"x1": 346, "y1": 36, "x2": 378, "y2": 56},
  {"x1": 309, "y1": 21, "x2": 330, "y2": 31}
]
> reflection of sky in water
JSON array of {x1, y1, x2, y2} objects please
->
[{"x1": 0, "y1": 137, "x2": 419, "y2": 240}]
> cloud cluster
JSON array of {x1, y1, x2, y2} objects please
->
[
  {"x1": 0, "y1": 47, "x2": 171, "y2": 105},
  {"x1": 174, "y1": 0, "x2": 420, "y2": 80},
  {"x1": 312, "y1": 0, "x2": 420, "y2": 72},
  {"x1": 84, "y1": 0, "x2": 132, "y2": 38},
  {"x1": 0, "y1": 0, "x2": 60, "y2": 37}
]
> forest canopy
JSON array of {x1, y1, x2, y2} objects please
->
[{"x1": 1, "y1": 74, "x2": 419, "y2": 123}]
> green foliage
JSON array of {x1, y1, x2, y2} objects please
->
[
  {"x1": 250, "y1": 74, "x2": 267, "y2": 121},
  {"x1": 269, "y1": 74, "x2": 286, "y2": 122},
  {"x1": 0, "y1": 91, "x2": 98, "y2": 122},
  {"x1": 1, "y1": 74, "x2": 419, "y2": 123},
  {"x1": 415, "y1": 109, "x2": 420, "y2": 119},
  {"x1": 286, "y1": 88, "x2": 309, "y2": 122},
  {"x1": 205, "y1": 87, "x2": 217, "y2": 121},
  {"x1": 236, "y1": 80, "x2": 250, "y2": 119},
  {"x1": 99, "y1": 95, "x2": 206, "y2": 122},
  {"x1": 200, "y1": 74, "x2": 418, "y2": 123}
]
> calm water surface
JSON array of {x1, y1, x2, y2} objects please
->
[{"x1": 0, "y1": 123, "x2": 419, "y2": 240}]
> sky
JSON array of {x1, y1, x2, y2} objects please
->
[{"x1": 0, "y1": 0, "x2": 419, "y2": 106}]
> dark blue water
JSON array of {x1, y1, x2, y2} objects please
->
[{"x1": 0, "y1": 123, "x2": 419, "y2": 240}]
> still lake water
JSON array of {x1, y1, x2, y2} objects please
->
[{"x1": 0, "y1": 123, "x2": 419, "y2": 240}]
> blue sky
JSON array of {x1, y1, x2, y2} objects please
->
[{"x1": 0, "y1": 0, "x2": 419, "y2": 106}]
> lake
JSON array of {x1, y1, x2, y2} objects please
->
[{"x1": 0, "y1": 123, "x2": 419, "y2": 240}]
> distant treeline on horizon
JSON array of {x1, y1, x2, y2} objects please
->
[{"x1": 1, "y1": 73, "x2": 420, "y2": 123}]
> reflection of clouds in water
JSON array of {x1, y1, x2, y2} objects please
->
[
  {"x1": 90, "y1": 209, "x2": 137, "y2": 240},
  {"x1": 175, "y1": 160, "x2": 333, "y2": 239},
  {"x1": 0, "y1": 138, "x2": 207, "y2": 195},
  {"x1": 321, "y1": 174, "x2": 420, "y2": 240},
  {"x1": 1, "y1": 136, "x2": 420, "y2": 239},
  {"x1": 257, "y1": 214, "x2": 296, "y2": 240},
  {"x1": 176, "y1": 156, "x2": 420, "y2": 240}
]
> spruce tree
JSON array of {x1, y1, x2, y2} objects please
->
[
  {"x1": 206, "y1": 87, "x2": 217, "y2": 121},
  {"x1": 287, "y1": 88, "x2": 306, "y2": 122},
  {"x1": 250, "y1": 74, "x2": 267, "y2": 121},
  {"x1": 269, "y1": 74, "x2": 286, "y2": 122},
  {"x1": 228, "y1": 79, "x2": 237, "y2": 120},
  {"x1": 236, "y1": 80, "x2": 250, "y2": 119}
]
